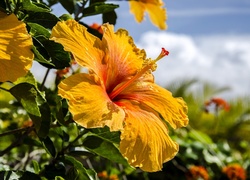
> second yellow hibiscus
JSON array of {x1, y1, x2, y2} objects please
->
[{"x1": 129, "y1": 0, "x2": 167, "y2": 30}]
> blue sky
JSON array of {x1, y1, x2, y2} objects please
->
[
  {"x1": 45, "y1": 1, "x2": 250, "y2": 98},
  {"x1": 112, "y1": 0, "x2": 250, "y2": 40},
  {"x1": 52, "y1": 0, "x2": 250, "y2": 39},
  {"x1": 167, "y1": 0, "x2": 250, "y2": 35}
]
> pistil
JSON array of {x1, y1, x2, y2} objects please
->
[{"x1": 109, "y1": 48, "x2": 169, "y2": 100}]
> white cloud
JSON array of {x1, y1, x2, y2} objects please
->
[{"x1": 137, "y1": 32, "x2": 250, "y2": 98}]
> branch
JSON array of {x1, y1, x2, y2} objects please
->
[
  {"x1": 40, "y1": 68, "x2": 50, "y2": 91},
  {"x1": 0, "y1": 86, "x2": 10, "y2": 92},
  {"x1": 0, "y1": 127, "x2": 31, "y2": 138},
  {"x1": 0, "y1": 126, "x2": 34, "y2": 156}
]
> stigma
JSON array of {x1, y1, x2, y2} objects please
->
[{"x1": 109, "y1": 48, "x2": 169, "y2": 100}]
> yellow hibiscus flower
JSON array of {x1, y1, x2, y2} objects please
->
[
  {"x1": 0, "y1": 12, "x2": 34, "y2": 82},
  {"x1": 50, "y1": 20, "x2": 188, "y2": 172},
  {"x1": 129, "y1": 0, "x2": 167, "y2": 30}
]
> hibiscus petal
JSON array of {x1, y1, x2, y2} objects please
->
[
  {"x1": 101, "y1": 24, "x2": 145, "y2": 91},
  {"x1": 50, "y1": 20, "x2": 104, "y2": 78},
  {"x1": 0, "y1": 12, "x2": 33, "y2": 82},
  {"x1": 118, "y1": 76, "x2": 188, "y2": 129},
  {"x1": 145, "y1": 2, "x2": 167, "y2": 30},
  {"x1": 129, "y1": 0, "x2": 167, "y2": 30},
  {"x1": 129, "y1": 1, "x2": 145, "y2": 23},
  {"x1": 119, "y1": 100, "x2": 178, "y2": 172},
  {"x1": 58, "y1": 73, "x2": 125, "y2": 131}
]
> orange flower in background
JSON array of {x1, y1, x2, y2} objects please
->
[
  {"x1": 90, "y1": 23, "x2": 103, "y2": 34},
  {"x1": 0, "y1": 12, "x2": 34, "y2": 82},
  {"x1": 222, "y1": 164, "x2": 246, "y2": 180},
  {"x1": 55, "y1": 59, "x2": 77, "y2": 80},
  {"x1": 205, "y1": 97, "x2": 230, "y2": 113},
  {"x1": 186, "y1": 166, "x2": 209, "y2": 180},
  {"x1": 97, "y1": 171, "x2": 119, "y2": 180},
  {"x1": 56, "y1": 67, "x2": 70, "y2": 78},
  {"x1": 50, "y1": 20, "x2": 188, "y2": 172},
  {"x1": 129, "y1": 0, "x2": 167, "y2": 30}
]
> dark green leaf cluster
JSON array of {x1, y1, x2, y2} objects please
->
[
  {"x1": 0, "y1": 0, "x2": 132, "y2": 179},
  {"x1": 1, "y1": 0, "x2": 118, "y2": 70}
]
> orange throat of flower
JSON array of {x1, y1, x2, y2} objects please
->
[{"x1": 109, "y1": 48, "x2": 169, "y2": 100}]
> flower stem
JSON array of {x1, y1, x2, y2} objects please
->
[
  {"x1": 0, "y1": 126, "x2": 34, "y2": 156},
  {"x1": 40, "y1": 68, "x2": 50, "y2": 91}
]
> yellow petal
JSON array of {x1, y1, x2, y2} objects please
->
[
  {"x1": 0, "y1": 12, "x2": 34, "y2": 82},
  {"x1": 101, "y1": 24, "x2": 145, "y2": 91},
  {"x1": 58, "y1": 73, "x2": 125, "y2": 131},
  {"x1": 50, "y1": 20, "x2": 105, "y2": 79},
  {"x1": 145, "y1": 2, "x2": 167, "y2": 30},
  {"x1": 118, "y1": 75, "x2": 188, "y2": 129},
  {"x1": 51, "y1": 21, "x2": 145, "y2": 90},
  {"x1": 119, "y1": 100, "x2": 179, "y2": 172},
  {"x1": 129, "y1": 0, "x2": 167, "y2": 30},
  {"x1": 129, "y1": 1, "x2": 145, "y2": 23}
]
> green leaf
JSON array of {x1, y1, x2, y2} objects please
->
[
  {"x1": 41, "y1": 136, "x2": 56, "y2": 157},
  {"x1": 62, "y1": 155, "x2": 97, "y2": 180},
  {"x1": 34, "y1": 36, "x2": 71, "y2": 69},
  {"x1": 32, "y1": 160, "x2": 41, "y2": 174},
  {"x1": 29, "y1": 102, "x2": 51, "y2": 138},
  {"x1": 31, "y1": 34, "x2": 71, "y2": 69},
  {"x1": 44, "y1": 164, "x2": 66, "y2": 179},
  {"x1": 88, "y1": 126, "x2": 120, "y2": 144},
  {"x1": 23, "y1": 136, "x2": 42, "y2": 147},
  {"x1": 19, "y1": 171, "x2": 41, "y2": 180},
  {"x1": 54, "y1": 126, "x2": 70, "y2": 142},
  {"x1": 59, "y1": 14, "x2": 74, "y2": 21},
  {"x1": 183, "y1": 147, "x2": 199, "y2": 160},
  {"x1": 59, "y1": 0, "x2": 76, "y2": 14},
  {"x1": 55, "y1": 176, "x2": 65, "y2": 180},
  {"x1": 28, "y1": 22, "x2": 51, "y2": 38},
  {"x1": 82, "y1": 3, "x2": 119, "y2": 17},
  {"x1": 15, "y1": 71, "x2": 38, "y2": 88},
  {"x1": 103, "y1": 10, "x2": 117, "y2": 25},
  {"x1": 203, "y1": 149, "x2": 223, "y2": 166},
  {"x1": 65, "y1": 167, "x2": 78, "y2": 180},
  {"x1": 54, "y1": 97, "x2": 69, "y2": 126},
  {"x1": 83, "y1": 135, "x2": 129, "y2": 166},
  {"x1": 189, "y1": 129, "x2": 213, "y2": 144},
  {"x1": 42, "y1": 39, "x2": 71, "y2": 69},
  {"x1": 22, "y1": 0, "x2": 51, "y2": 12},
  {"x1": 13, "y1": 78, "x2": 44, "y2": 108},
  {"x1": 32, "y1": 45, "x2": 55, "y2": 67},
  {"x1": 10, "y1": 83, "x2": 41, "y2": 116},
  {"x1": 61, "y1": 130, "x2": 70, "y2": 142},
  {"x1": 25, "y1": 12, "x2": 59, "y2": 29},
  {"x1": 11, "y1": 73, "x2": 52, "y2": 138}
]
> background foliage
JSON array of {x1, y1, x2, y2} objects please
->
[{"x1": 0, "y1": 0, "x2": 249, "y2": 179}]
